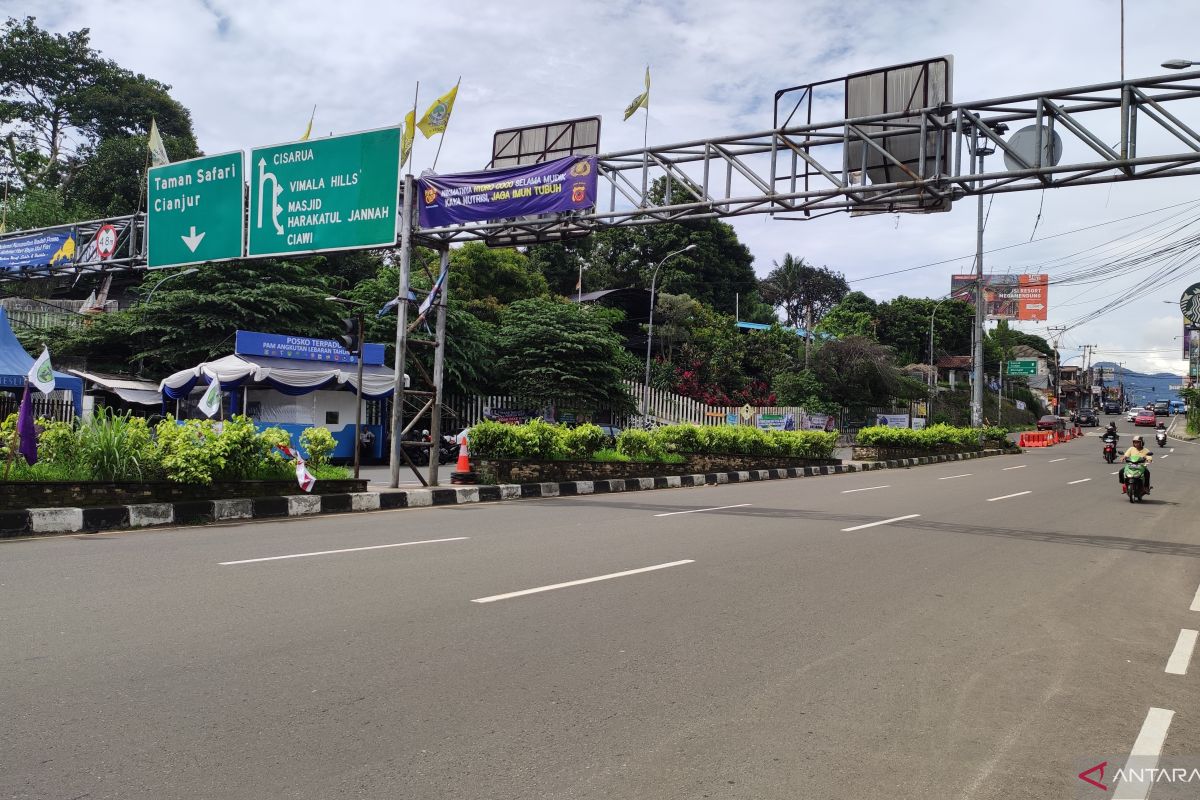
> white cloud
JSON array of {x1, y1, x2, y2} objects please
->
[{"x1": 13, "y1": 0, "x2": 1200, "y2": 374}]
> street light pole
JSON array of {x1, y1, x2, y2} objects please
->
[
  {"x1": 138, "y1": 267, "x2": 198, "y2": 375},
  {"x1": 928, "y1": 295, "x2": 950, "y2": 419},
  {"x1": 327, "y1": 296, "x2": 368, "y2": 480},
  {"x1": 642, "y1": 244, "x2": 697, "y2": 419}
]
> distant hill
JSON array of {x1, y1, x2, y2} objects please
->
[{"x1": 1092, "y1": 361, "x2": 1185, "y2": 406}]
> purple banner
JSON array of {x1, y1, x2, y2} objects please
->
[{"x1": 418, "y1": 155, "x2": 597, "y2": 227}]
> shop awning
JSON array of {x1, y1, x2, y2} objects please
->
[
  {"x1": 69, "y1": 369, "x2": 163, "y2": 406},
  {"x1": 159, "y1": 353, "x2": 408, "y2": 401}
]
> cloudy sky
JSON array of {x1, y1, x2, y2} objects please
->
[{"x1": 15, "y1": 0, "x2": 1200, "y2": 375}]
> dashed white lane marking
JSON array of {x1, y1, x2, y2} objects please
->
[
  {"x1": 987, "y1": 491, "x2": 1032, "y2": 502},
  {"x1": 1190, "y1": 582, "x2": 1200, "y2": 612},
  {"x1": 1111, "y1": 707, "x2": 1175, "y2": 800},
  {"x1": 1048, "y1": 457, "x2": 1067, "y2": 463},
  {"x1": 1111, "y1": 471, "x2": 1121, "y2": 475},
  {"x1": 938, "y1": 474, "x2": 972, "y2": 480},
  {"x1": 1001, "y1": 465, "x2": 1027, "y2": 471},
  {"x1": 1160, "y1": 454, "x2": 1170, "y2": 459},
  {"x1": 841, "y1": 514, "x2": 920, "y2": 532},
  {"x1": 1068, "y1": 478, "x2": 1092, "y2": 485},
  {"x1": 654, "y1": 504, "x2": 750, "y2": 517},
  {"x1": 219, "y1": 537, "x2": 468, "y2": 565},
  {"x1": 841, "y1": 485, "x2": 890, "y2": 494},
  {"x1": 1165, "y1": 629, "x2": 1198, "y2": 675},
  {"x1": 471, "y1": 560, "x2": 694, "y2": 603}
]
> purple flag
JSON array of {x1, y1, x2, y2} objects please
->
[{"x1": 16, "y1": 384, "x2": 37, "y2": 465}]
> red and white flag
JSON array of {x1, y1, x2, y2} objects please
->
[{"x1": 295, "y1": 461, "x2": 316, "y2": 493}]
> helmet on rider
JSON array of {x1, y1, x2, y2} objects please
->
[{"x1": 1132, "y1": 435, "x2": 1144, "y2": 447}]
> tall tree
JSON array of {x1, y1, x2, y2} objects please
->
[
  {"x1": 494, "y1": 298, "x2": 635, "y2": 412},
  {"x1": 19, "y1": 260, "x2": 343, "y2": 377},
  {"x1": 759, "y1": 254, "x2": 848, "y2": 367},
  {"x1": 526, "y1": 178, "x2": 769, "y2": 317},
  {"x1": 810, "y1": 335, "x2": 926, "y2": 413},
  {"x1": 0, "y1": 16, "x2": 198, "y2": 217}
]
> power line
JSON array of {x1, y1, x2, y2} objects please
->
[{"x1": 848, "y1": 198, "x2": 1200, "y2": 283}]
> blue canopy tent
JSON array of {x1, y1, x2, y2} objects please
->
[{"x1": 0, "y1": 308, "x2": 83, "y2": 415}]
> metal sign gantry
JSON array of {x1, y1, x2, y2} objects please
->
[{"x1": 6, "y1": 68, "x2": 1200, "y2": 280}]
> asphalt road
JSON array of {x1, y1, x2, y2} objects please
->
[{"x1": 4, "y1": 415, "x2": 1200, "y2": 799}]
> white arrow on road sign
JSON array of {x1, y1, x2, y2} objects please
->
[
  {"x1": 181, "y1": 226, "x2": 207, "y2": 252},
  {"x1": 1024, "y1": 303, "x2": 1045, "y2": 310}
]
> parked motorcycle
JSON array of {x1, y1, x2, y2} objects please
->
[
  {"x1": 1121, "y1": 454, "x2": 1150, "y2": 502},
  {"x1": 1101, "y1": 432, "x2": 1118, "y2": 464},
  {"x1": 438, "y1": 435, "x2": 459, "y2": 465}
]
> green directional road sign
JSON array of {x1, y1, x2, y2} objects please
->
[
  {"x1": 1006, "y1": 359, "x2": 1037, "y2": 376},
  {"x1": 147, "y1": 151, "x2": 245, "y2": 269},
  {"x1": 247, "y1": 126, "x2": 401, "y2": 258}
]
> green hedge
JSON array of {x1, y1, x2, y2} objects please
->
[
  {"x1": 468, "y1": 420, "x2": 838, "y2": 462},
  {"x1": 854, "y1": 423, "x2": 1010, "y2": 450},
  {"x1": 1, "y1": 412, "x2": 351, "y2": 485}
]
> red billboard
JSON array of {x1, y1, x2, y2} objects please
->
[{"x1": 950, "y1": 274, "x2": 1049, "y2": 321}]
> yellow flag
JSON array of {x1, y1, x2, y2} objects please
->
[
  {"x1": 417, "y1": 82, "x2": 458, "y2": 138},
  {"x1": 147, "y1": 119, "x2": 170, "y2": 166},
  {"x1": 300, "y1": 106, "x2": 315, "y2": 141},
  {"x1": 623, "y1": 66, "x2": 650, "y2": 121},
  {"x1": 401, "y1": 108, "x2": 415, "y2": 167}
]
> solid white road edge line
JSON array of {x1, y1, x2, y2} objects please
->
[
  {"x1": 1165, "y1": 629, "x2": 1198, "y2": 675},
  {"x1": 841, "y1": 514, "x2": 920, "y2": 532},
  {"x1": 1048, "y1": 458, "x2": 1067, "y2": 463},
  {"x1": 987, "y1": 491, "x2": 1032, "y2": 502},
  {"x1": 654, "y1": 504, "x2": 750, "y2": 517},
  {"x1": 1111, "y1": 707, "x2": 1175, "y2": 800},
  {"x1": 1067, "y1": 478, "x2": 1092, "y2": 485},
  {"x1": 841, "y1": 486, "x2": 890, "y2": 494},
  {"x1": 220, "y1": 537, "x2": 469, "y2": 565},
  {"x1": 1001, "y1": 465, "x2": 1028, "y2": 471},
  {"x1": 938, "y1": 474, "x2": 972, "y2": 480},
  {"x1": 471, "y1": 560, "x2": 695, "y2": 603}
]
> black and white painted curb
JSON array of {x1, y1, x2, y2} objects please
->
[{"x1": 0, "y1": 449, "x2": 1007, "y2": 539}]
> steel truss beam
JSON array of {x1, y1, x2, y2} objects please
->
[{"x1": 5, "y1": 69, "x2": 1200, "y2": 281}]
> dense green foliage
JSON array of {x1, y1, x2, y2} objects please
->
[
  {"x1": 467, "y1": 420, "x2": 838, "y2": 463},
  {"x1": 494, "y1": 298, "x2": 636, "y2": 413},
  {"x1": 2, "y1": 413, "x2": 349, "y2": 484},
  {"x1": 854, "y1": 423, "x2": 1010, "y2": 450}
]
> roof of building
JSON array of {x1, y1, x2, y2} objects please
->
[{"x1": 936, "y1": 356, "x2": 973, "y2": 369}]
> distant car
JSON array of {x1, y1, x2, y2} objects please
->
[
  {"x1": 1075, "y1": 409, "x2": 1098, "y2": 427},
  {"x1": 1126, "y1": 408, "x2": 1139, "y2": 422},
  {"x1": 1103, "y1": 401, "x2": 1121, "y2": 415},
  {"x1": 1134, "y1": 409, "x2": 1157, "y2": 427},
  {"x1": 1153, "y1": 400, "x2": 1170, "y2": 416},
  {"x1": 596, "y1": 424, "x2": 623, "y2": 444},
  {"x1": 1036, "y1": 414, "x2": 1066, "y2": 431}
]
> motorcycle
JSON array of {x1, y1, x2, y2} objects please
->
[
  {"x1": 438, "y1": 435, "x2": 459, "y2": 465},
  {"x1": 1121, "y1": 455, "x2": 1150, "y2": 503},
  {"x1": 1156, "y1": 430, "x2": 1168, "y2": 448},
  {"x1": 1101, "y1": 433, "x2": 1118, "y2": 464}
]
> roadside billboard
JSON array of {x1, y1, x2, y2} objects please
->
[{"x1": 950, "y1": 274, "x2": 1049, "y2": 321}]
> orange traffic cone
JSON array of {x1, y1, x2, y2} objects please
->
[
  {"x1": 451, "y1": 435, "x2": 477, "y2": 485},
  {"x1": 455, "y1": 436, "x2": 471, "y2": 472}
]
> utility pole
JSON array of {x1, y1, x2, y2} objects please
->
[{"x1": 1046, "y1": 327, "x2": 1066, "y2": 415}]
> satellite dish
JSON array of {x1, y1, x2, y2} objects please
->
[{"x1": 1003, "y1": 124, "x2": 1063, "y2": 171}]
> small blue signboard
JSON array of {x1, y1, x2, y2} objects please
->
[{"x1": 235, "y1": 330, "x2": 384, "y2": 365}]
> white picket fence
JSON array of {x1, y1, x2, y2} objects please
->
[{"x1": 445, "y1": 383, "x2": 806, "y2": 429}]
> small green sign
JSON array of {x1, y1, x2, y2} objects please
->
[
  {"x1": 1006, "y1": 359, "x2": 1037, "y2": 376},
  {"x1": 247, "y1": 127, "x2": 401, "y2": 258},
  {"x1": 147, "y1": 151, "x2": 245, "y2": 269}
]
